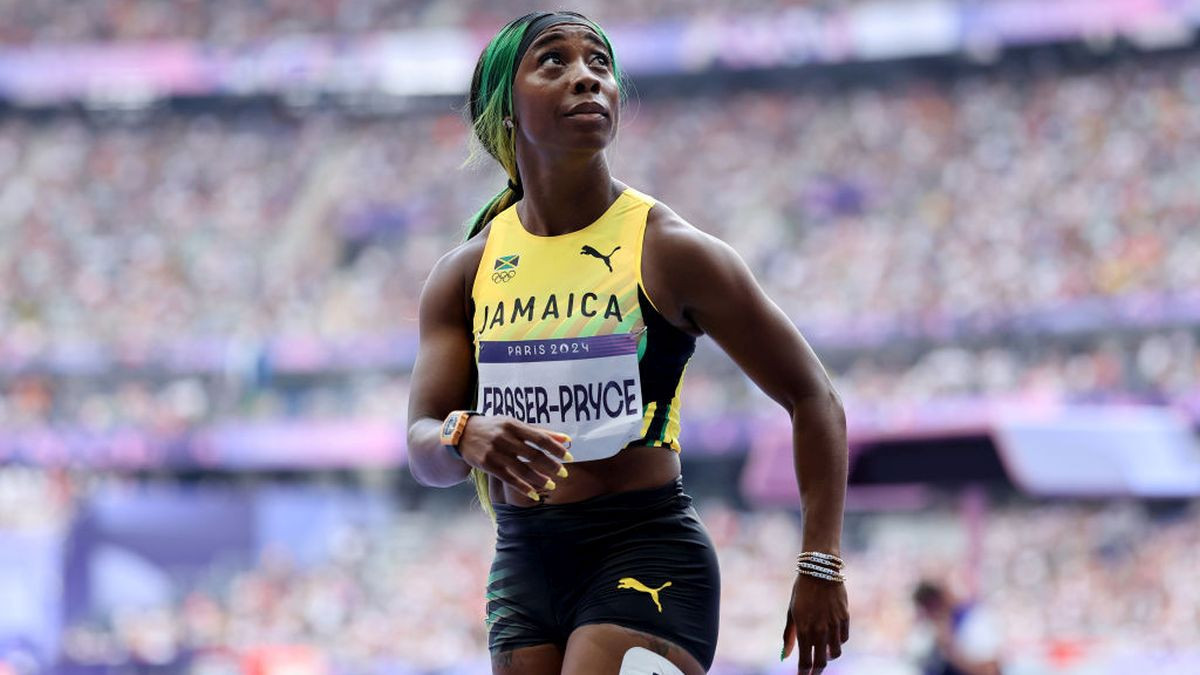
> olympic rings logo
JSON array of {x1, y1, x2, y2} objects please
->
[{"x1": 491, "y1": 270, "x2": 517, "y2": 283}]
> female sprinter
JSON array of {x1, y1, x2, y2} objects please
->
[{"x1": 406, "y1": 11, "x2": 849, "y2": 675}]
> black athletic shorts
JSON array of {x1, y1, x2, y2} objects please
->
[{"x1": 485, "y1": 477, "x2": 720, "y2": 670}]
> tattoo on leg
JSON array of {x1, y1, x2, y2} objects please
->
[
  {"x1": 491, "y1": 650, "x2": 515, "y2": 668},
  {"x1": 645, "y1": 635, "x2": 672, "y2": 657},
  {"x1": 622, "y1": 627, "x2": 672, "y2": 657}
]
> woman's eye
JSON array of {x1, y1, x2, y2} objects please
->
[
  {"x1": 592, "y1": 54, "x2": 610, "y2": 67},
  {"x1": 539, "y1": 52, "x2": 563, "y2": 65}
]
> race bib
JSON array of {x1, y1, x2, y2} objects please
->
[{"x1": 476, "y1": 334, "x2": 644, "y2": 462}]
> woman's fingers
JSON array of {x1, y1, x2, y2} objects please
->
[
  {"x1": 784, "y1": 575, "x2": 848, "y2": 673},
  {"x1": 493, "y1": 436, "x2": 562, "y2": 499},
  {"x1": 468, "y1": 417, "x2": 575, "y2": 498},
  {"x1": 796, "y1": 637, "x2": 814, "y2": 673},
  {"x1": 509, "y1": 456, "x2": 558, "y2": 493},
  {"x1": 791, "y1": 618, "x2": 846, "y2": 673},
  {"x1": 512, "y1": 424, "x2": 572, "y2": 478},
  {"x1": 827, "y1": 632, "x2": 843, "y2": 660},
  {"x1": 520, "y1": 439, "x2": 569, "y2": 479},
  {"x1": 494, "y1": 434, "x2": 558, "y2": 481},
  {"x1": 780, "y1": 606, "x2": 796, "y2": 660},
  {"x1": 494, "y1": 464, "x2": 540, "y2": 500},
  {"x1": 515, "y1": 424, "x2": 573, "y2": 461},
  {"x1": 798, "y1": 632, "x2": 828, "y2": 674}
]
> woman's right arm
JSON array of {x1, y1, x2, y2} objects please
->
[
  {"x1": 406, "y1": 248, "x2": 478, "y2": 487},
  {"x1": 406, "y1": 246, "x2": 570, "y2": 494}
]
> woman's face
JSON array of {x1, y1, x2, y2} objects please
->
[{"x1": 510, "y1": 23, "x2": 619, "y2": 156}]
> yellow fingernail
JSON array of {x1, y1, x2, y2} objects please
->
[
  {"x1": 557, "y1": 466, "x2": 569, "y2": 478},
  {"x1": 563, "y1": 451, "x2": 575, "y2": 462},
  {"x1": 526, "y1": 489, "x2": 540, "y2": 501},
  {"x1": 544, "y1": 479, "x2": 556, "y2": 490}
]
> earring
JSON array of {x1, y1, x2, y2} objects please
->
[{"x1": 503, "y1": 118, "x2": 514, "y2": 129}]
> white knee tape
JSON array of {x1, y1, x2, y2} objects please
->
[{"x1": 619, "y1": 646, "x2": 685, "y2": 675}]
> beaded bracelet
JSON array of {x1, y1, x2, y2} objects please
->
[
  {"x1": 798, "y1": 568, "x2": 845, "y2": 583},
  {"x1": 797, "y1": 561, "x2": 845, "y2": 581},
  {"x1": 797, "y1": 551, "x2": 844, "y2": 568},
  {"x1": 797, "y1": 558, "x2": 843, "y2": 573},
  {"x1": 795, "y1": 552, "x2": 846, "y2": 583}
]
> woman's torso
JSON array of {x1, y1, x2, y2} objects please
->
[{"x1": 468, "y1": 187, "x2": 696, "y2": 506}]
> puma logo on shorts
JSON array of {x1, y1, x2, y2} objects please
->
[{"x1": 617, "y1": 577, "x2": 673, "y2": 613}]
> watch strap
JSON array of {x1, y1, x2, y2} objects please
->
[{"x1": 440, "y1": 410, "x2": 478, "y2": 456}]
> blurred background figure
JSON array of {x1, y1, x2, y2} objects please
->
[
  {"x1": 911, "y1": 580, "x2": 1002, "y2": 675},
  {"x1": 2, "y1": 0, "x2": 1200, "y2": 674}
]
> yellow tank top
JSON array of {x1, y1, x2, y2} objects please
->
[{"x1": 471, "y1": 187, "x2": 695, "y2": 462}]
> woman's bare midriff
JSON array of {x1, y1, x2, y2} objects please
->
[{"x1": 490, "y1": 444, "x2": 682, "y2": 506}]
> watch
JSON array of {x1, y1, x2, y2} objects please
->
[{"x1": 440, "y1": 410, "x2": 478, "y2": 459}]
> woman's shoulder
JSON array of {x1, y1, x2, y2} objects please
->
[
  {"x1": 644, "y1": 198, "x2": 728, "y2": 264},
  {"x1": 640, "y1": 199, "x2": 740, "y2": 335},
  {"x1": 644, "y1": 197, "x2": 687, "y2": 231}
]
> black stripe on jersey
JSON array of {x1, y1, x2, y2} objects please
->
[{"x1": 635, "y1": 286, "x2": 696, "y2": 445}]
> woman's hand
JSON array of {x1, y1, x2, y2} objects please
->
[
  {"x1": 781, "y1": 574, "x2": 850, "y2": 674},
  {"x1": 458, "y1": 416, "x2": 572, "y2": 500}
]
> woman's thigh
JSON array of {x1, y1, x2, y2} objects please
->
[
  {"x1": 565, "y1": 505, "x2": 721, "y2": 671},
  {"x1": 491, "y1": 642, "x2": 563, "y2": 675},
  {"x1": 561, "y1": 624, "x2": 704, "y2": 675}
]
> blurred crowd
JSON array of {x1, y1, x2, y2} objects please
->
[
  {"x1": 0, "y1": 0, "x2": 846, "y2": 46},
  {"x1": 2, "y1": 53, "x2": 1199, "y2": 435},
  {"x1": 2, "y1": 328, "x2": 1196, "y2": 445},
  {"x1": 5, "y1": 57, "x2": 1199, "y2": 355},
  {"x1": 2, "y1": 467, "x2": 1185, "y2": 673},
  {"x1": 650, "y1": 74, "x2": 1198, "y2": 334},
  {"x1": 834, "y1": 329, "x2": 1200, "y2": 416},
  {"x1": 61, "y1": 510, "x2": 494, "y2": 673},
  {"x1": 2, "y1": 6, "x2": 1197, "y2": 674}
]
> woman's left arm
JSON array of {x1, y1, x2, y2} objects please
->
[{"x1": 643, "y1": 205, "x2": 849, "y2": 674}]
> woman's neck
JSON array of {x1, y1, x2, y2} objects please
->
[{"x1": 514, "y1": 150, "x2": 622, "y2": 236}]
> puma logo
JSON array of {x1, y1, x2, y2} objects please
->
[
  {"x1": 580, "y1": 245, "x2": 621, "y2": 272},
  {"x1": 616, "y1": 577, "x2": 672, "y2": 613}
]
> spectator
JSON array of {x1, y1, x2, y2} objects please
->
[{"x1": 910, "y1": 580, "x2": 1003, "y2": 675}]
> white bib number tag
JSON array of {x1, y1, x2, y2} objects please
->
[{"x1": 476, "y1": 334, "x2": 644, "y2": 462}]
